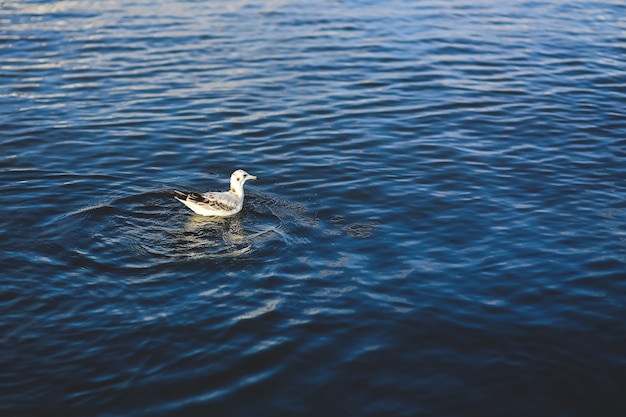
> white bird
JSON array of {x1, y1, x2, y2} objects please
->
[{"x1": 173, "y1": 169, "x2": 257, "y2": 217}]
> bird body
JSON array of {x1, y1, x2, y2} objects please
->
[{"x1": 174, "y1": 169, "x2": 257, "y2": 217}]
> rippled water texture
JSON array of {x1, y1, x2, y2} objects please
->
[{"x1": 1, "y1": 1, "x2": 626, "y2": 416}]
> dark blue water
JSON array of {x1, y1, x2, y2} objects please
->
[{"x1": 2, "y1": 1, "x2": 626, "y2": 415}]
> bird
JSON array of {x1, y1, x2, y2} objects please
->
[{"x1": 173, "y1": 169, "x2": 257, "y2": 217}]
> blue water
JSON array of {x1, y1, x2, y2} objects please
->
[{"x1": 2, "y1": 1, "x2": 626, "y2": 415}]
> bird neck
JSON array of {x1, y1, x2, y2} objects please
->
[{"x1": 230, "y1": 182, "x2": 244, "y2": 198}]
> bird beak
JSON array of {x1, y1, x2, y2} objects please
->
[{"x1": 248, "y1": 175, "x2": 258, "y2": 180}]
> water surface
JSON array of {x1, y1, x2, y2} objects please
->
[{"x1": 1, "y1": 1, "x2": 626, "y2": 416}]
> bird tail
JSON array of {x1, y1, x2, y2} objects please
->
[{"x1": 171, "y1": 190, "x2": 189, "y2": 202}]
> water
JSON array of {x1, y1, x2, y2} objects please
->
[{"x1": 1, "y1": 0, "x2": 625, "y2": 415}]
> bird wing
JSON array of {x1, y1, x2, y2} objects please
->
[{"x1": 188, "y1": 192, "x2": 238, "y2": 212}]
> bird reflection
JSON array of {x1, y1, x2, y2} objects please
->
[{"x1": 171, "y1": 214, "x2": 252, "y2": 259}]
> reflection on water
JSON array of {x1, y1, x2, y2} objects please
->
[{"x1": 171, "y1": 214, "x2": 255, "y2": 259}]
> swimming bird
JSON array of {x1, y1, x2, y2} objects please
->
[{"x1": 173, "y1": 169, "x2": 257, "y2": 217}]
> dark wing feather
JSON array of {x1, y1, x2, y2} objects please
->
[
  {"x1": 172, "y1": 190, "x2": 191, "y2": 200},
  {"x1": 189, "y1": 192, "x2": 237, "y2": 212},
  {"x1": 186, "y1": 192, "x2": 206, "y2": 202}
]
